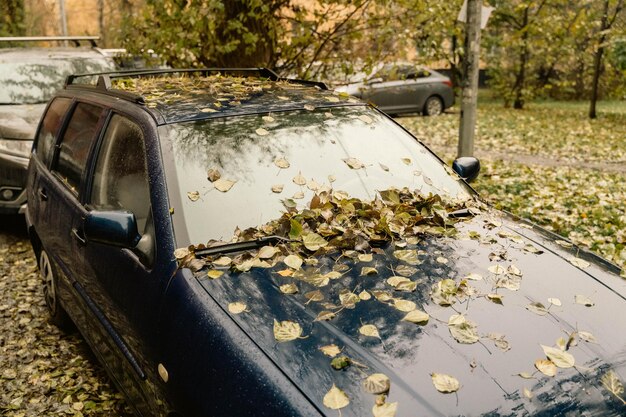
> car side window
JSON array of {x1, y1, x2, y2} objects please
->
[
  {"x1": 91, "y1": 114, "x2": 151, "y2": 233},
  {"x1": 35, "y1": 97, "x2": 72, "y2": 166},
  {"x1": 53, "y1": 102, "x2": 103, "y2": 193}
]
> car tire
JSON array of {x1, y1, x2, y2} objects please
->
[
  {"x1": 39, "y1": 249, "x2": 73, "y2": 330},
  {"x1": 423, "y1": 96, "x2": 443, "y2": 116}
]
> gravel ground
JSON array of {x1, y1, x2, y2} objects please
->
[{"x1": 0, "y1": 216, "x2": 131, "y2": 417}]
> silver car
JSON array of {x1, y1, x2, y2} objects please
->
[{"x1": 336, "y1": 64, "x2": 454, "y2": 116}]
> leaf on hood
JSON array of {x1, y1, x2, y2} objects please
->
[
  {"x1": 541, "y1": 345, "x2": 575, "y2": 368},
  {"x1": 319, "y1": 344, "x2": 342, "y2": 357},
  {"x1": 577, "y1": 331, "x2": 597, "y2": 343},
  {"x1": 402, "y1": 309, "x2": 429, "y2": 325},
  {"x1": 569, "y1": 257, "x2": 590, "y2": 269},
  {"x1": 359, "y1": 290, "x2": 372, "y2": 300},
  {"x1": 379, "y1": 163, "x2": 390, "y2": 172},
  {"x1": 207, "y1": 168, "x2": 221, "y2": 182},
  {"x1": 431, "y1": 279, "x2": 458, "y2": 306},
  {"x1": 574, "y1": 294, "x2": 594, "y2": 307},
  {"x1": 523, "y1": 387, "x2": 533, "y2": 399},
  {"x1": 518, "y1": 372, "x2": 535, "y2": 379},
  {"x1": 262, "y1": 115, "x2": 275, "y2": 123},
  {"x1": 330, "y1": 356, "x2": 351, "y2": 370},
  {"x1": 360, "y1": 267, "x2": 378, "y2": 276},
  {"x1": 487, "y1": 332, "x2": 510, "y2": 351},
  {"x1": 274, "y1": 158, "x2": 290, "y2": 169},
  {"x1": 548, "y1": 297, "x2": 562, "y2": 306},
  {"x1": 464, "y1": 272, "x2": 483, "y2": 281},
  {"x1": 358, "y1": 253, "x2": 373, "y2": 262},
  {"x1": 363, "y1": 373, "x2": 391, "y2": 394},
  {"x1": 293, "y1": 191, "x2": 305, "y2": 199},
  {"x1": 359, "y1": 324, "x2": 381, "y2": 339},
  {"x1": 323, "y1": 385, "x2": 349, "y2": 410},
  {"x1": 395, "y1": 280, "x2": 418, "y2": 292},
  {"x1": 304, "y1": 104, "x2": 316, "y2": 111},
  {"x1": 302, "y1": 233, "x2": 328, "y2": 251},
  {"x1": 507, "y1": 264, "x2": 522, "y2": 276},
  {"x1": 213, "y1": 178, "x2": 236, "y2": 192},
  {"x1": 448, "y1": 314, "x2": 479, "y2": 344},
  {"x1": 534, "y1": 359, "x2": 557, "y2": 377},
  {"x1": 401, "y1": 158, "x2": 412, "y2": 165},
  {"x1": 314, "y1": 311, "x2": 336, "y2": 321},
  {"x1": 271, "y1": 184, "x2": 284, "y2": 193},
  {"x1": 393, "y1": 299, "x2": 416, "y2": 312},
  {"x1": 228, "y1": 302, "x2": 247, "y2": 314},
  {"x1": 174, "y1": 247, "x2": 190, "y2": 259},
  {"x1": 395, "y1": 264, "x2": 418, "y2": 277},
  {"x1": 601, "y1": 370, "x2": 624, "y2": 401},
  {"x1": 436, "y1": 256, "x2": 449, "y2": 264},
  {"x1": 273, "y1": 319, "x2": 305, "y2": 342},
  {"x1": 212, "y1": 256, "x2": 232, "y2": 267},
  {"x1": 187, "y1": 191, "x2": 200, "y2": 201},
  {"x1": 342, "y1": 157, "x2": 366, "y2": 170},
  {"x1": 293, "y1": 172, "x2": 307, "y2": 186},
  {"x1": 279, "y1": 283, "x2": 298, "y2": 294},
  {"x1": 283, "y1": 255, "x2": 302, "y2": 270},
  {"x1": 488, "y1": 264, "x2": 506, "y2": 275},
  {"x1": 339, "y1": 291, "x2": 360, "y2": 308},
  {"x1": 304, "y1": 290, "x2": 324, "y2": 303},
  {"x1": 486, "y1": 293, "x2": 504, "y2": 305},
  {"x1": 207, "y1": 269, "x2": 224, "y2": 279},
  {"x1": 393, "y1": 249, "x2": 420, "y2": 265},
  {"x1": 372, "y1": 401, "x2": 398, "y2": 417},
  {"x1": 255, "y1": 128, "x2": 269, "y2": 136},
  {"x1": 431, "y1": 373, "x2": 460, "y2": 393},
  {"x1": 526, "y1": 302, "x2": 548, "y2": 316},
  {"x1": 277, "y1": 269, "x2": 293, "y2": 277},
  {"x1": 523, "y1": 244, "x2": 543, "y2": 254},
  {"x1": 358, "y1": 114, "x2": 373, "y2": 124}
]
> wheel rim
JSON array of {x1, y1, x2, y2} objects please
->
[
  {"x1": 427, "y1": 98, "x2": 442, "y2": 115},
  {"x1": 40, "y1": 251, "x2": 57, "y2": 313}
]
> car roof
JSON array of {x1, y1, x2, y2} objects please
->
[
  {"x1": 0, "y1": 47, "x2": 109, "y2": 62},
  {"x1": 64, "y1": 69, "x2": 363, "y2": 124}
]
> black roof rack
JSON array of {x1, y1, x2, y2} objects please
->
[
  {"x1": 64, "y1": 68, "x2": 328, "y2": 103},
  {"x1": 0, "y1": 36, "x2": 99, "y2": 47}
]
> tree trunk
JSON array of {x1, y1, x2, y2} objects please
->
[
  {"x1": 513, "y1": 6, "x2": 529, "y2": 110},
  {"x1": 589, "y1": 0, "x2": 610, "y2": 119}
]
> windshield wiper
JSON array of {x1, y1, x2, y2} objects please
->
[{"x1": 194, "y1": 235, "x2": 292, "y2": 257}]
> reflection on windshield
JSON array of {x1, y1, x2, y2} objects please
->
[
  {"x1": 0, "y1": 58, "x2": 115, "y2": 104},
  {"x1": 160, "y1": 107, "x2": 472, "y2": 246}
]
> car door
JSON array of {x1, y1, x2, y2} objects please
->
[{"x1": 76, "y1": 112, "x2": 165, "y2": 416}]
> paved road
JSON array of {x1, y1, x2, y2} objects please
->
[{"x1": 0, "y1": 215, "x2": 131, "y2": 416}]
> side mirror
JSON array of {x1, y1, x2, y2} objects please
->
[
  {"x1": 452, "y1": 157, "x2": 480, "y2": 183},
  {"x1": 84, "y1": 210, "x2": 141, "y2": 248}
]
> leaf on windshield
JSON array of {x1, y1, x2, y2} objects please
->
[
  {"x1": 535, "y1": 359, "x2": 557, "y2": 376},
  {"x1": 359, "y1": 114, "x2": 373, "y2": 124},
  {"x1": 393, "y1": 249, "x2": 420, "y2": 265},
  {"x1": 359, "y1": 290, "x2": 372, "y2": 300},
  {"x1": 526, "y1": 302, "x2": 548, "y2": 316},
  {"x1": 257, "y1": 246, "x2": 280, "y2": 259},
  {"x1": 488, "y1": 264, "x2": 506, "y2": 275},
  {"x1": 577, "y1": 331, "x2": 597, "y2": 343},
  {"x1": 358, "y1": 253, "x2": 373, "y2": 262},
  {"x1": 379, "y1": 163, "x2": 390, "y2": 172},
  {"x1": 228, "y1": 302, "x2": 247, "y2": 314},
  {"x1": 523, "y1": 388, "x2": 533, "y2": 399},
  {"x1": 541, "y1": 345, "x2": 575, "y2": 368},
  {"x1": 279, "y1": 283, "x2": 298, "y2": 294},
  {"x1": 323, "y1": 385, "x2": 349, "y2": 410},
  {"x1": 393, "y1": 299, "x2": 416, "y2": 312},
  {"x1": 464, "y1": 273, "x2": 483, "y2": 281},
  {"x1": 601, "y1": 370, "x2": 625, "y2": 403},
  {"x1": 262, "y1": 115, "x2": 275, "y2": 123},
  {"x1": 274, "y1": 158, "x2": 290, "y2": 169},
  {"x1": 431, "y1": 373, "x2": 460, "y2": 393},
  {"x1": 373, "y1": 401, "x2": 398, "y2": 417},
  {"x1": 302, "y1": 233, "x2": 328, "y2": 251},
  {"x1": 255, "y1": 127, "x2": 270, "y2": 136},
  {"x1": 402, "y1": 309, "x2": 429, "y2": 325},
  {"x1": 212, "y1": 256, "x2": 232, "y2": 267},
  {"x1": 305, "y1": 290, "x2": 324, "y2": 304},
  {"x1": 187, "y1": 191, "x2": 200, "y2": 201},
  {"x1": 328, "y1": 174, "x2": 336, "y2": 183},
  {"x1": 293, "y1": 191, "x2": 305, "y2": 199},
  {"x1": 431, "y1": 279, "x2": 458, "y2": 306},
  {"x1": 548, "y1": 297, "x2": 562, "y2": 306},
  {"x1": 342, "y1": 157, "x2": 366, "y2": 170},
  {"x1": 293, "y1": 172, "x2": 307, "y2": 186},
  {"x1": 574, "y1": 294, "x2": 595, "y2": 307},
  {"x1": 273, "y1": 319, "x2": 305, "y2": 342},
  {"x1": 271, "y1": 184, "x2": 284, "y2": 193},
  {"x1": 359, "y1": 324, "x2": 381, "y2": 340},
  {"x1": 569, "y1": 257, "x2": 590, "y2": 269},
  {"x1": 486, "y1": 293, "x2": 503, "y2": 305},
  {"x1": 314, "y1": 310, "x2": 336, "y2": 321},
  {"x1": 360, "y1": 267, "x2": 378, "y2": 276},
  {"x1": 213, "y1": 178, "x2": 236, "y2": 192},
  {"x1": 395, "y1": 265, "x2": 418, "y2": 277},
  {"x1": 207, "y1": 168, "x2": 221, "y2": 182},
  {"x1": 448, "y1": 314, "x2": 479, "y2": 344},
  {"x1": 401, "y1": 158, "x2": 412, "y2": 165}
]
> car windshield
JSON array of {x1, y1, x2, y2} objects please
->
[
  {"x1": 0, "y1": 56, "x2": 115, "y2": 104},
  {"x1": 160, "y1": 106, "x2": 472, "y2": 246}
]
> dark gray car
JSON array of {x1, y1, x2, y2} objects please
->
[
  {"x1": 336, "y1": 64, "x2": 454, "y2": 116},
  {"x1": 0, "y1": 39, "x2": 116, "y2": 214}
]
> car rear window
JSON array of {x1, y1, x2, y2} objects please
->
[
  {"x1": 53, "y1": 102, "x2": 104, "y2": 194},
  {"x1": 35, "y1": 97, "x2": 73, "y2": 166}
]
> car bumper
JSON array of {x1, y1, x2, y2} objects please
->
[{"x1": 0, "y1": 152, "x2": 29, "y2": 214}]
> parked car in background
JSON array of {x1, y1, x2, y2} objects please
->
[
  {"x1": 335, "y1": 63, "x2": 454, "y2": 116},
  {"x1": 26, "y1": 68, "x2": 626, "y2": 417},
  {"x1": 0, "y1": 36, "x2": 116, "y2": 214}
]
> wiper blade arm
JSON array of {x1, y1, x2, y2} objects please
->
[{"x1": 195, "y1": 235, "x2": 291, "y2": 257}]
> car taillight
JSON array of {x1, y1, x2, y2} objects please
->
[{"x1": 442, "y1": 80, "x2": 453, "y2": 88}]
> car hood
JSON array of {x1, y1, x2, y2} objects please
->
[
  {"x1": 0, "y1": 103, "x2": 46, "y2": 140},
  {"x1": 195, "y1": 212, "x2": 626, "y2": 416}
]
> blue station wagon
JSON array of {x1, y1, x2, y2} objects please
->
[{"x1": 25, "y1": 69, "x2": 626, "y2": 417}]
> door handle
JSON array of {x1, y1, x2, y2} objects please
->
[
  {"x1": 71, "y1": 228, "x2": 86, "y2": 245},
  {"x1": 38, "y1": 187, "x2": 48, "y2": 201}
]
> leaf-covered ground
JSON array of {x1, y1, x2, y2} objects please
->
[
  {"x1": 0, "y1": 219, "x2": 131, "y2": 417},
  {"x1": 398, "y1": 98, "x2": 626, "y2": 270}
]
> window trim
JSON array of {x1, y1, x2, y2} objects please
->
[{"x1": 32, "y1": 97, "x2": 75, "y2": 169}]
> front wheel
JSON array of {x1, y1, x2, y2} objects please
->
[
  {"x1": 40, "y1": 250, "x2": 73, "y2": 330},
  {"x1": 423, "y1": 96, "x2": 443, "y2": 116}
]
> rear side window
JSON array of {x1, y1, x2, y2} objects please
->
[
  {"x1": 53, "y1": 103, "x2": 103, "y2": 193},
  {"x1": 36, "y1": 98, "x2": 72, "y2": 166}
]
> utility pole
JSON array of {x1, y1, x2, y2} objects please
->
[
  {"x1": 458, "y1": 0, "x2": 482, "y2": 157},
  {"x1": 59, "y1": 0, "x2": 68, "y2": 46}
]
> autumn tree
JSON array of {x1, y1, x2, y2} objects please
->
[{"x1": 0, "y1": 0, "x2": 25, "y2": 37}]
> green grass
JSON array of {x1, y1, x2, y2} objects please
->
[{"x1": 397, "y1": 98, "x2": 626, "y2": 271}]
